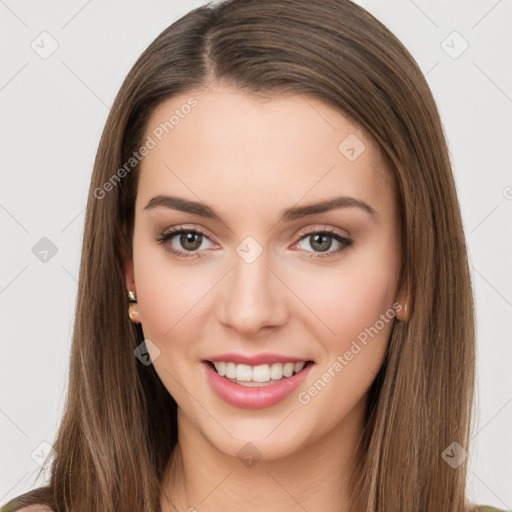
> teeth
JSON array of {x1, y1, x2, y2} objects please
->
[
  {"x1": 294, "y1": 361, "x2": 305, "y2": 373},
  {"x1": 283, "y1": 362, "x2": 294, "y2": 377},
  {"x1": 253, "y1": 364, "x2": 270, "y2": 383},
  {"x1": 270, "y1": 363, "x2": 283, "y2": 380},
  {"x1": 236, "y1": 364, "x2": 252, "y2": 382},
  {"x1": 225, "y1": 362, "x2": 236, "y2": 379},
  {"x1": 216, "y1": 361, "x2": 226, "y2": 376},
  {"x1": 212, "y1": 360, "x2": 307, "y2": 383}
]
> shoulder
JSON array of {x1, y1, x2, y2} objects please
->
[
  {"x1": 0, "y1": 487, "x2": 52, "y2": 512},
  {"x1": 474, "y1": 506, "x2": 509, "y2": 512},
  {"x1": 0, "y1": 507, "x2": 52, "y2": 512},
  {"x1": 1, "y1": 507, "x2": 52, "y2": 512}
]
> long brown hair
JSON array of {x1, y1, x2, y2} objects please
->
[{"x1": 3, "y1": 0, "x2": 475, "y2": 510}]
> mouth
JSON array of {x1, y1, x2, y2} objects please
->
[
  {"x1": 202, "y1": 358, "x2": 315, "y2": 409},
  {"x1": 204, "y1": 360, "x2": 314, "y2": 387}
]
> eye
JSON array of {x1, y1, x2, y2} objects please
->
[
  {"x1": 154, "y1": 225, "x2": 352, "y2": 260},
  {"x1": 154, "y1": 226, "x2": 216, "y2": 259},
  {"x1": 293, "y1": 227, "x2": 352, "y2": 258}
]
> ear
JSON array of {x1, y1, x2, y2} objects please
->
[
  {"x1": 120, "y1": 225, "x2": 136, "y2": 296},
  {"x1": 395, "y1": 280, "x2": 411, "y2": 323},
  {"x1": 125, "y1": 257, "x2": 136, "y2": 295}
]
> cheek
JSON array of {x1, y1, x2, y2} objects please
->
[
  {"x1": 133, "y1": 244, "x2": 212, "y2": 399},
  {"x1": 292, "y1": 251, "x2": 399, "y2": 347},
  {"x1": 133, "y1": 233, "x2": 211, "y2": 344},
  {"x1": 293, "y1": 255, "x2": 398, "y2": 425},
  {"x1": 335, "y1": 268, "x2": 396, "y2": 343}
]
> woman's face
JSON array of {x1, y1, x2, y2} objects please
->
[{"x1": 126, "y1": 84, "x2": 404, "y2": 460}]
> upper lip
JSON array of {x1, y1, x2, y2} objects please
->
[{"x1": 204, "y1": 352, "x2": 312, "y2": 366}]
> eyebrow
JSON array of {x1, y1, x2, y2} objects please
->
[{"x1": 144, "y1": 194, "x2": 377, "y2": 222}]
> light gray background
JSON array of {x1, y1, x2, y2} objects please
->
[{"x1": 1, "y1": 0, "x2": 511, "y2": 508}]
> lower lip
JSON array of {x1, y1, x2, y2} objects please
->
[{"x1": 203, "y1": 361, "x2": 314, "y2": 409}]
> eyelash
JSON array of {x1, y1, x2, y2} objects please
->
[{"x1": 153, "y1": 225, "x2": 353, "y2": 260}]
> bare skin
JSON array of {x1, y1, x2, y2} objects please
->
[{"x1": 125, "y1": 84, "x2": 407, "y2": 512}]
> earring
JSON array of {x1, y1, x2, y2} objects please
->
[
  {"x1": 128, "y1": 306, "x2": 139, "y2": 322},
  {"x1": 397, "y1": 300, "x2": 410, "y2": 323},
  {"x1": 128, "y1": 291, "x2": 139, "y2": 322}
]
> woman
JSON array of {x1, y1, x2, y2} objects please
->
[{"x1": 2, "y1": 0, "x2": 506, "y2": 510}]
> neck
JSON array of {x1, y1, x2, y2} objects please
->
[{"x1": 161, "y1": 399, "x2": 367, "y2": 512}]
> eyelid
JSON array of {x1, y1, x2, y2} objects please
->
[
  {"x1": 294, "y1": 224, "x2": 350, "y2": 240},
  {"x1": 159, "y1": 224, "x2": 219, "y2": 244},
  {"x1": 158, "y1": 223, "x2": 350, "y2": 243}
]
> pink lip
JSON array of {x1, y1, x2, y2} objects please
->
[
  {"x1": 202, "y1": 361, "x2": 314, "y2": 409},
  {"x1": 205, "y1": 352, "x2": 310, "y2": 365}
]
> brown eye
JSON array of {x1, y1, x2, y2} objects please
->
[
  {"x1": 154, "y1": 227, "x2": 215, "y2": 259},
  {"x1": 295, "y1": 229, "x2": 352, "y2": 258},
  {"x1": 179, "y1": 231, "x2": 203, "y2": 251}
]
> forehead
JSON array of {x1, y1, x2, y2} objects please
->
[{"x1": 136, "y1": 85, "x2": 394, "y2": 222}]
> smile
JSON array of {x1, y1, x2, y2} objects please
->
[
  {"x1": 202, "y1": 358, "x2": 314, "y2": 409},
  {"x1": 209, "y1": 360, "x2": 309, "y2": 386}
]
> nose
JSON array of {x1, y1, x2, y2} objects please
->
[{"x1": 217, "y1": 245, "x2": 289, "y2": 336}]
